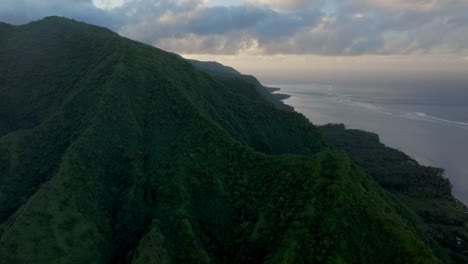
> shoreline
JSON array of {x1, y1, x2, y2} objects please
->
[
  {"x1": 265, "y1": 86, "x2": 291, "y2": 101},
  {"x1": 268, "y1": 84, "x2": 467, "y2": 207}
]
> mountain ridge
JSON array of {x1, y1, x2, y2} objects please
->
[
  {"x1": 186, "y1": 59, "x2": 294, "y2": 112},
  {"x1": 0, "y1": 16, "x2": 465, "y2": 263}
]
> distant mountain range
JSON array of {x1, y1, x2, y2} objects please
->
[{"x1": 0, "y1": 17, "x2": 466, "y2": 263}]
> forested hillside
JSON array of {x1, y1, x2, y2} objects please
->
[
  {"x1": 0, "y1": 17, "x2": 464, "y2": 263},
  {"x1": 187, "y1": 59, "x2": 294, "y2": 112},
  {"x1": 320, "y1": 124, "x2": 468, "y2": 263}
]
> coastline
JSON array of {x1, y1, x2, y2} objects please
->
[
  {"x1": 265, "y1": 86, "x2": 291, "y2": 101},
  {"x1": 267, "y1": 84, "x2": 467, "y2": 207},
  {"x1": 266, "y1": 84, "x2": 467, "y2": 261}
]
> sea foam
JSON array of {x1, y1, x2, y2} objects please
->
[{"x1": 413, "y1": 112, "x2": 468, "y2": 126}]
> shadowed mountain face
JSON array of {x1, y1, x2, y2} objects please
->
[
  {"x1": 0, "y1": 17, "x2": 463, "y2": 263},
  {"x1": 187, "y1": 59, "x2": 294, "y2": 112},
  {"x1": 186, "y1": 60, "x2": 241, "y2": 77}
]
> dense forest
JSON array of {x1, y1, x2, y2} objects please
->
[
  {"x1": 320, "y1": 124, "x2": 467, "y2": 263},
  {"x1": 0, "y1": 17, "x2": 466, "y2": 263}
]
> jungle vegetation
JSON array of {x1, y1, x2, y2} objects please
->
[{"x1": 0, "y1": 17, "x2": 466, "y2": 263}]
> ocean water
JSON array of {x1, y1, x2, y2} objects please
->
[{"x1": 273, "y1": 82, "x2": 468, "y2": 205}]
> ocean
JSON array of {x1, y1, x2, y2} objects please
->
[{"x1": 273, "y1": 81, "x2": 468, "y2": 205}]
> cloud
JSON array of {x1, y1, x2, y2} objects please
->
[
  {"x1": 92, "y1": 0, "x2": 128, "y2": 10},
  {"x1": 0, "y1": 0, "x2": 120, "y2": 29},
  {"x1": 1, "y1": 0, "x2": 468, "y2": 56},
  {"x1": 119, "y1": 4, "x2": 322, "y2": 54},
  {"x1": 352, "y1": 0, "x2": 468, "y2": 12},
  {"x1": 244, "y1": 0, "x2": 317, "y2": 9}
]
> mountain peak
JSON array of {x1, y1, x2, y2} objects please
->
[{"x1": 0, "y1": 17, "x2": 464, "y2": 264}]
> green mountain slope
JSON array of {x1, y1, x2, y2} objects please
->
[
  {"x1": 187, "y1": 59, "x2": 294, "y2": 112},
  {"x1": 0, "y1": 17, "x2": 456, "y2": 263},
  {"x1": 186, "y1": 60, "x2": 241, "y2": 76},
  {"x1": 320, "y1": 124, "x2": 468, "y2": 263}
]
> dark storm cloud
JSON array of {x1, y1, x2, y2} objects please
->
[{"x1": 1, "y1": 0, "x2": 468, "y2": 55}]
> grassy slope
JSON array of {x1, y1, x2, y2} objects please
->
[{"x1": 0, "y1": 17, "x2": 450, "y2": 263}]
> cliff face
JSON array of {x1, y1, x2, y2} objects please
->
[{"x1": 0, "y1": 17, "x2": 458, "y2": 263}]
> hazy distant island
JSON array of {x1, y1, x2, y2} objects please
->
[{"x1": 0, "y1": 17, "x2": 466, "y2": 263}]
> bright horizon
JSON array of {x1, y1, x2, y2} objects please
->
[{"x1": 183, "y1": 53, "x2": 468, "y2": 85}]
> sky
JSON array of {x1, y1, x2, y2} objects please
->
[{"x1": 2, "y1": 0, "x2": 468, "y2": 83}]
